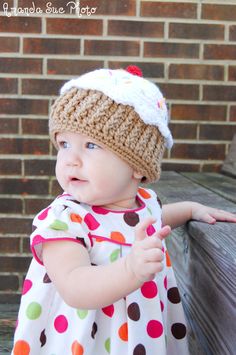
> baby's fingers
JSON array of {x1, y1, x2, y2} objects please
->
[{"x1": 135, "y1": 217, "x2": 156, "y2": 241}]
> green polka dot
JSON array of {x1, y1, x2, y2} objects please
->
[
  {"x1": 77, "y1": 309, "x2": 88, "y2": 319},
  {"x1": 104, "y1": 338, "x2": 110, "y2": 353},
  {"x1": 147, "y1": 207, "x2": 152, "y2": 215},
  {"x1": 26, "y1": 302, "x2": 42, "y2": 320},
  {"x1": 49, "y1": 219, "x2": 68, "y2": 231},
  {"x1": 110, "y1": 249, "x2": 120, "y2": 262}
]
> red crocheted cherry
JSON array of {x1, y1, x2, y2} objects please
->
[{"x1": 125, "y1": 65, "x2": 143, "y2": 77}]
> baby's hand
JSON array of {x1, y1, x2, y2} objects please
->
[
  {"x1": 192, "y1": 203, "x2": 236, "y2": 224},
  {"x1": 125, "y1": 217, "x2": 171, "y2": 283}
]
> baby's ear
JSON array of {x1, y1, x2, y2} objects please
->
[{"x1": 133, "y1": 171, "x2": 143, "y2": 180}]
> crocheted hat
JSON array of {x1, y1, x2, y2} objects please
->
[{"x1": 49, "y1": 66, "x2": 173, "y2": 183}]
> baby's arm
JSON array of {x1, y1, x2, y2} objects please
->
[
  {"x1": 42, "y1": 217, "x2": 171, "y2": 309},
  {"x1": 162, "y1": 201, "x2": 236, "y2": 229}
]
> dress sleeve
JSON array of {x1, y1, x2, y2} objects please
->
[{"x1": 30, "y1": 197, "x2": 92, "y2": 265}]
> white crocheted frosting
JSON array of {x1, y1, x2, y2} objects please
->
[{"x1": 60, "y1": 68, "x2": 173, "y2": 148}]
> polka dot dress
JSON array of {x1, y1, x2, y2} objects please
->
[{"x1": 12, "y1": 188, "x2": 189, "y2": 355}]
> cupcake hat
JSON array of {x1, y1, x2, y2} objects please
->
[{"x1": 49, "y1": 66, "x2": 173, "y2": 183}]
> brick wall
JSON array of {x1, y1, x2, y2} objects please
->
[{"x1": 0, "y1": 0, "x2": 236, "y2": 302}]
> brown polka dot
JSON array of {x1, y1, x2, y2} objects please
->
[
  {"x1": 157, "y1": 196, "x2": 162, "y2": 207},
  {"x1": 91, "y1": 322, "x2": 97, "y2": 339},
  {"x1": 171, "y1": 323, "x2": 187, "y2": 339},
  {"x1": 40, "y1": 329, "x2": 46, "y2": 347},
  {"x1": 167, "y1": 287, "x2": 181, "y2": 304},
  {"x1": 123, "y1": 212, "x2": 140, "y2": 227},
  {"x1": 43, "y1": 273, "x2": 51, "y2": 283},
  {"x1": 133, "y1": 343, "x2": 146, "y2": 355},
  {"x1": 127, "y1": 302, "x2": 140, "y2": 321}
]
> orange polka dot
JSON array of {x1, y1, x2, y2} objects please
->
[
  {"x1": 95, "y1": 236, "x2": 105, "y2": 243},
  {"x1": 138, "y1": 188, "x2": 151, "y2": 199},
  {"x1": 118, "y1": 322, "x2": 128, "y2": 341},
  {"x1": 110, "y1": 231, "x2": 126, "y2": 243},
  {"x1": 70, "y1": 213, "x2": 82, "y2": 223},
  {"x1": 165, "y1": 250, "x2": 172, "y2": 267},
  {"x1": 13, "y1": 340, "x2": 30, "y2": 355},
  {"x1": 71, "y1": 341, "x2": 84, "y2": 355}
]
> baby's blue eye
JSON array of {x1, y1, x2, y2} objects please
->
[
  {"x1": 86, "y1": 142, "x2": 100, "y2": 149},
  {"x1": 59, "y1": 141, "x2": 70, "y2": 149}
]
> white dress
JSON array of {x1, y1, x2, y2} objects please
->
[{"x1": 12, "y1": 187, "x2": 189, "y2": 355}]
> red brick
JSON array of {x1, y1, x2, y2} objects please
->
[
  {"x1": 47, "y1": 59, "x2": 103, "y2": 75},
  {"x1": 25, "y1": 198, "x2": 53, "y2": 214},
  {"x1": 229, "y1": 106, "x2": 236, "y2": 122},
  {"x1": 0, "y1": 118, "x2": 19, "y2": 134},
  {"x1": 0, "y1": 159, "x2": 21, "y2": 175},
  {"x1": 162, "y1": 162, "x2": 200, "y2": 173},
  {"x1": 171, "y1": 104, "x2": 227, "y2": 121},
  {"x1": 24, "y1": 159, "x2": 55, "y2": 176},
  {"x1": 169, "y1": 123, "x2": 197, "y2": 140},
  {"x1": 0, "y1": 58, "x2": 42, "y2": 74},
  {"x1": 84, "y1": 40, "x2": 140, "y2": 56},
  {"x1": 0, "y1": 217, "x2": 31, "y2": 234},
  {"x1": 202, "y1": 163, "x2": 222, "y2": 173},
  {"x1": 0, "y1": 293, "x2": 21, "y2": 304},
  {"x1": 18, "y1": 0, "x2": 75, "y2": 13},
  {"x1": 0, "y1": 16, "x2": 41, "y2": 33},
  {"x1": 0, "y1": 98, "x2": 48, "y2": 115},
  {"x1": 0, "y1": 0, "x2": 13, "y2": 7},
  {"x1": 24, "y1": 38, "x2": 80, "y2": 55},
  {"x1": 0, "y1": 138, "x2": 49, "y2": 155},
  {"x1": 109, "y1": 61, "x2": 164, "y2": 78},
  {"x1": 141, "y1": 1, "x2": 197, "y2": 18},
  {"x1": 51, "y1": 179, "x2": 63, "y2": 196},
  {"x1": 0, "y1": 198, "x2": 22, "y2": 213},
  {"x1": 171, "y1": 143, "x2": 225, "y2": 160},
  {"x1": 0, "y1": 256, "x2": 31, "y2": 272},
  {"x1": 144, "y1": 42, "x2": 199, "y2": 58},
  {"x1": 0, "y1": 78, "x2": 17, "y2": 93},
  {"x1": 159, "y1": 83, "x2": 199, "y2": 101},
  {"x1": 47, "y1": 18, "x2": 102, "y2": 35},
  {"x1": 203, "y1": 85, "x2": 236, "y2": 102},
  {"x1": 169, "y1": 23, "x2": 224, "y2": 40},
  {"x1": 202, "y1": 4, "x2": 236, "y2": 21},
  {"x1": 0, "y1": 275, "x2": 19, "y2": 291},
  {"x1": 0, "y1": 237, "x2": 20, "y2": 253},
  {"x1": 169, "y1": 64, "x2": 224, "y2": 81},
  {"x1": 22, "y1": 237, "x2": 31, "y2": 254},
  {"x1": 108, "y1": 20, "x2": 164, "y2": 38},
  {"x1": 80, "y1": 0, "x2": 136, "y2": 15},
  {"x1": 199, "y1": 124, "x2": 236, "y2": 141},
  {"x1": 0, "y1": 37, "x2": 19, "y2": 52},
  {"x1": 22, "y1": 79, "x2": 63, "y2": 95},
  {"x1": 0, "y1": 178, "x2": 49, "y2": 195},
  {"x1": 204, "y1": 45, "x2": 236, "y2": 60},
  {"x1": 22, "y1": 118, "x2": 48, "y2": 135},
  {"x1": 228, "y1": 65, "x2": 236, "y2": 81},
  {"x1": 229, "y1": 26, "x2": 236, "y2": 41}
]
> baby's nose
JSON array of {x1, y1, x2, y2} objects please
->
[{"x1": 67, "y1": 152, "x2": 82, "y2": 167}]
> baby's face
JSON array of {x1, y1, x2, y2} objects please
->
[{"x1": 55, "y1": 131, "x2": 141, "y2": 209}]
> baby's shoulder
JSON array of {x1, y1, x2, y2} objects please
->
[{"x1": 137, "y1": 186, "x2": 162, "y2": 208}]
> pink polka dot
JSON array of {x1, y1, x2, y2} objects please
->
[
  {"x1": 84, "y1": 213, "x2": 100, "y2": 230},
  {"x1": 146, "y1": 224, "x2": 156, "y2": 236},
  {"x1": 160, "y1": 300, "x2": 164, "y2": 312},
  {"x1": 54, "y1": 315, "x2": 68, "y2": 333},
  {"x1": 32, "y1": 234, "x2": 45, "y2": 245},
  {"x1": 38, "y1": 207, "x2": 51, "y2": 220},
  {"x1": 92, "y1": 206, "x2": 109, "y2": 215},
  {"x1": 141, "y1": 281, "x2": 158, "y2": 298},
  {"x1": 164, "y1": 276, "x2": 167, "y2": 290},
  {"x1": 147, "y1": 320, "x2": 163, "y2": 338},
  {"x1": 22, "y1": 279, "x2": 33, "y2": 295}
]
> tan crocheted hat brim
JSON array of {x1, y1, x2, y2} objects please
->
[{"x1": 49, "y1": 88, "x2": 165, "y2": 183}]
